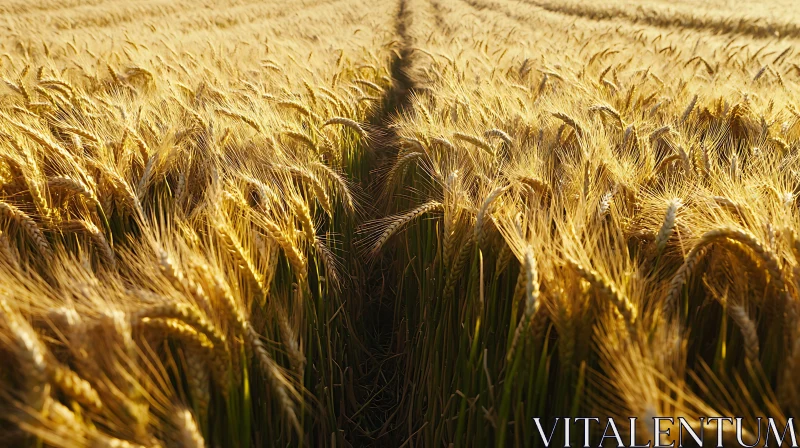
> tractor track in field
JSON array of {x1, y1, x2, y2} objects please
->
[
  {"x1": 456, "y1": 0, "x2": 796, "y2": 42},
  {"x1": 428, "y1": 0, "x2": 448, "y2": 31},
  {"x1": 518, "y1": 0, "x2": 799, "y2": 40}
]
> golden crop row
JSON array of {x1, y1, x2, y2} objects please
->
[
  {"x1": 377, "y1": 0, "x2": 800, "y2": 444},
  {"x1": 0, "y1": 0, "x2": 398, "y2": 446}
]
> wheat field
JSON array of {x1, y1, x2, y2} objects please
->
[{"x1": 0, "y1": 0, "x2": 798, "y2": 446}]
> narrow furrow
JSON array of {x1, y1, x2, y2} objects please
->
[{"x1": 343, "y1": 0, "x2": 418, "y2": 444}]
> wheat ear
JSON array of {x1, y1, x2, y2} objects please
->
[
  {"x1": 665, "y1": 227, "x2": 784, "y2": 314},
  {"x1": 291, "y1": 196, "x2": 316, "y2": 242},
  {"x1": 649, "y1": 125, "x2": 672, "y2": 144},
  {"x1": 262, "y1": 219, "x2": 307, "y2": 279},
  {"x1": 286, "y1": 167, "x2": 331, "y2": 216},
  {"x1": 219, "y1": 224, "x2": 267, "y2": 303},
  {"x1": 680, "y1": 94, "x2": 699, "y2": 123},
  {"x1": 0, "y1": 300, "x2": 50, "y2": 409},
  {"x1": 174, "y1": 408, "x2": 206, "y2": 448},
  {"x1": 131, "y1": 303, "x2": 227, "y2": 354},
  {"x1": 566, "y1": 257, "x2": 636, "y2": 332},
  {"x1": 142, "y1": 317, "x2": 215, "y2": 410},
  {"x1": 56, "y1": 124, "x2": 100, "y2": 143},
  {"x1": 370, "y1": 201, "x2": 443, "y2": 255},
  {"x1": 277, "y1": 100, "x2": 314, "y2": 118},
  {"x1": 281, "y1": 130, "x2": 317, "y2": 151},
  {"x1": 276, "y1": 304, "x2": 305, "y2": 373},
  {"x1": 386, "y1": 152, "x2": 423, "y2": 187},
  {"x1": 453, "y1": 131, "x2": 494, "y2": 153},
  {"x1": 51, "y1": 365, "x2": 103, "y2": 413},
  {"x1": 475, "y1": 186, "x2": 508, "y2": 245},
  {"x1": 655, "y1": 199, "x2": 681, "y2": 255},
  {"x1": 322, "y1": 117, "x2": 368, "y2": 140},
  {"x1": 246, "y1": 326, "x2": 302, "y2": 436},
  {"x1": 444, "y1": 235, "x2": 475, "y2": 298},
  {"x1": 507, "y1": 247, "x2": 540, "y2": 361},
  {"x1": 314, "y1": 237, "x2": 341, "y2": 289},
  {"x1": 0, "y1": 201, "x2": 51, "y2": 257},
  {"x1": 65, "y1": 220, "x2": 115, "y2": 269},
  {"x1": 157, "y1": 249, "x2": 213, "y2": 314},
  {"x1": 727, "y1": 304, "x2": 760, "y2": 365},
  {"x1": 215, "y1": 108, "x2": 262, "y2": 133},
  {"x1": 0, "y1": 230, "x2": 20, "y2": 269},
  {"x1": 311, "y1": 161, "x2": 355, "y2": 214},
  {"x1": 431, "y1": 136, "x2": 456, "y2": 152},
  {"x1": 552, "y1": 112, "x2": 584, "y2": 138},
  {"x1": 589, "y1": 104, "x2": 623, "y2": 126},
  {"x1": 484, "y1": 128, "x2": 513, "y2": 146},
  {"x1": 2, "y1": 114, "x2": 83, "y2": 169}
]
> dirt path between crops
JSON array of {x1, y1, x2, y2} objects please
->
[{"x1": 343, "y1": 0, "x2": 416, "y2": 445}]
